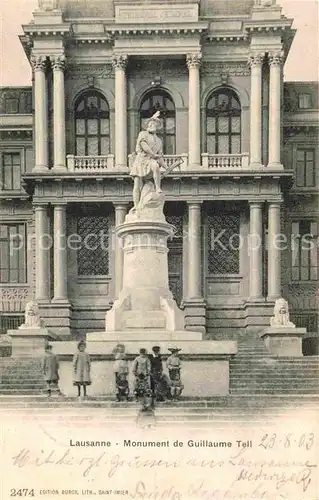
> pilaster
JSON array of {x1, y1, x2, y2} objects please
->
[
  {"x1": 187, "y1": 53, "x2": 201, "y2": 168},
  {"x1": 51, "y1": 54, "x2": 67, "y2": 171},
  {"x1": 31, "y1": 54, "x2": 48, "y2": 172},
  {"x1": 112, "y1": 54, "x2": 128, "y2": 169},
  {"x1": 268, "y1": 51, "x2": 284, "y2": 169},
  {"x1": 248, "y1": 52, "x2": 264, "y2": 168}
]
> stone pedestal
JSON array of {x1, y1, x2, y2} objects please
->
[
  {"x1": 8, "y1": 328, "x2": 58, "y2": 358},
  {"x1": 260, "y1": 327, "x2": 306, "y2": 357},
  {"x1": 104, "y1": 206, "x2": 185, "y2": 334}
]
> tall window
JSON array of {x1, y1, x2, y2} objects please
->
[
  {"x1": 1, "y1": 153, "x2": 21, "y2": 191},
  {"x1": 77, "y1": 216, "x2": 109, "y2": 276},
  {"x1": 0, "y1": 223, "x2": 27, "y2": 283},
  {"x1": 139, "y1": 90, "x2": 176, "y2": 154},
  {"x1": 207, "y1": 213, "x2": 240, "y2": 275},
  {"x1": 291, "y1": 220, "x2": 318, "y2": 281},
  {"x1": 296, "y1": 148, "x2": 316, "y2": 187},
  {"x1": 206, "y1": 88, "x2": 241, "y2": 154},
  {"x1": 74, "y1": 91, "x2": 110, "y2": 156}
]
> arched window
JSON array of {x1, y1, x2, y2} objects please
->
[
  {"x1": 206, "y1": 88, "x2": 241, "y2": 154},
  {"x1": 139, "y1": 90, "x2": 176, "y2": 154},
  {"x1": 74, "y1": 90, "x2": 110, "y2": 156}
]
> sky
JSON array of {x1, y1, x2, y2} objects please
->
[{"x1": 0, "y1": 0, "x2": 318, "y2": 86}]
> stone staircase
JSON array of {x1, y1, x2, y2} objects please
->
[
  {"x1": 230, "y1": 340, "x2": 319, "y2": 395},
  {"x1": 0, "y1": 395, "x2": 318, "y2": 428},
  {"x1": 0, "y1": 358, "x2": 46, "y2": 395}
]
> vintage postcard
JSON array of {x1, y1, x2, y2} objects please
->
[{"x1": 0, "y1": 0, "x2": 318, "y2": 499}]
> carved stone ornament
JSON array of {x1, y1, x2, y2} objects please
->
[
  {"x1": 38, "y1": 0, "x2": 59, "y2": 11},
  {"x1": 186, "y1": 53, "x2": 202, "y2": 69},
  {"x1": 31, "y1": 54, "x2": 47, "y2": 71},
  {"x1": 20, "y1": 300, "x2": 43, "y2": 329},
  {"x1": 1, "y1": 288, "x2": 29, "y2": 300},
  {"x1": 269, "y1": 51, "x2": 284, "y2": 67},
  {"x1": 50, "y1": 54, "x2": 66, "y2": 71},
  {"x1": 112, "y1": 55, "x2": 128, "y2": 70},
  {"x1": 270, "y1": 298, "x2": 295, "y2": 328},
  {"x1": 248, "y1": 53, "x2": 265, "y2": 68}
]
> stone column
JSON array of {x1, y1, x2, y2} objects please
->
[
  {"x1": 268, "y1": 51, "x2": 283, "y2": 168},
  {"x1": 186, "y1": 53, "x2": 201, "y2": 168},
  {"x1": 114, "y1": 204, "x2": 127, "y2": 298},
  {"x1": 31, "y1": 55, "x2": 48, "y2": 171},
  {"x1": 51, "y1": 55, "x2": 66, "y2": 170},
  {"x1": 248, "y1": 52, "x2": 264, "y2": 167},
  {"x1": 34, "y1": 205, "x2": 50, "y2": 301},
  {"x1": 187, "y1": 203, "x2": 202, "y2": 298},
  {"x1": 112, "y1": 54, "x2": 128, "y2": 168},
  {"x1": 268, "y1": 202, "x2": 281, "y2": 300},
  {"x1": 249, "y1": 202, "x2": 263, "y2": 300},
  {"x1": 53, "y1": 204, "x2": 68, "y2": 302}
]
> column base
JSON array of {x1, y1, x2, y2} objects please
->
[
  {"x1": 52, "y1": 165, "x2": 67, "y2": 172},
  {"x1": 247, "y1": 296, "x2": 266, "y2": 304},
  {"x1": 267, "y1": 162, "x2": 284, "y2": 170},
  {"x1": 115, "y1": 163, "x2": 128, "y2": 170},
  {"x1": 33, "y1": 165, "x2": 49, "y2": 173},
  {"x1": 249, "y1": 162, "x2": 264, "y2": 170},
  {"x1": 188, "y1": 163, "x2": 201, "y2": 170},
  {"x1": 182, "y1": 298, "x2": 206, "y2": 335},
  {"x1": 51, "y1": 297, "x2": 70, "y2": 305}
]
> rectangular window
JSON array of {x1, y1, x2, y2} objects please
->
[
  {"x1": 0, "y1": 315, "x2": 24, "y2": 334},
  {"x1": 5, "y1": 98, "x2": 19, "y2": 114},
  {"x1": 77, "y1": 216, "x2": 109, "y2": 276},
  {"x1": 207, "y1": 213, "x2": 240, "y2": 275},
  {"x1": 291, "y1": 220, "x2": 318, "y2": 281},
  {"x1": 298, "y1": 94, "x2": 312, "y2": 109},
  {"x1": 296, "y1": 148, "x2": 316, "y2": 188},
  {"x1": 0, "y1": 223, "x2": 27, "y2": 283},
  {"x1": 1, "y1": 153, "x2": 21, "y2": 191}
]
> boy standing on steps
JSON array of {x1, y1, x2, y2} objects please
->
[{"x1": 42, "y1": 344, "x2": 60, "y2": 397}]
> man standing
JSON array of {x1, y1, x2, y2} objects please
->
[{"x1": 130, "y1": 111, "x2": 167, "y2": 210}]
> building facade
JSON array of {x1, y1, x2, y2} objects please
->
[{"x1": 0, "y1": 0, "x2": 318, "y2": 340}]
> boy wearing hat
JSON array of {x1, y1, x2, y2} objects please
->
[
  {"x1": 73, "y1": 340, "x2": 91, "y2": 399},
  {"x1": 166, "y1": 347, "x2": 184, "y2": 400},
  {"x1": 149, "y1": 346, "x2": 170, "y2": 402},
  {"x1": 42, "y1": 344, "x2": 60, "y2": 397},
  {"x1": 130, "y1": 111, "x2": 167, "y2": 210},
  {"x1": 113, "y1": 344, "x2": 130, "y2": 401},
  {"x1": 132, "y1": 348, "x2": 151, "y2": 401}
]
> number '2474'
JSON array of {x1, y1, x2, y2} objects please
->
[{"x1": 10, "y1": 490, "x2": 35, "y2": 497}]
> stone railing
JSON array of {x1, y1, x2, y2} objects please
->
[
  {"x1": 202, "y1": 153, "x2": 250, "y2": 169},
  {"x1": 128, "y1": 153, "x2": 188, "y2": 171},
  {"x1": 67, "y1": 155, "x2": 115, "y2": 172}
]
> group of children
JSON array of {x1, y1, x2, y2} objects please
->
[
  {"x1": 42, "y1": 341, "x2": 184, "y2": 405},
  {"x1": 114, "y1": 344, "x2": 184, "y2": 407}
]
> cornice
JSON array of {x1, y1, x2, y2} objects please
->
[
  {"x1": 22, "y1": 23, "x2": 71, "y2": 36},
  {"x1": 105, "y1": 21, "x2": 208, "y2": 36}
]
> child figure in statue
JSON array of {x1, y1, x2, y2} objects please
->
[
  {"x1": 166, "y1": 347, "x2": 184, "y2": 400},
  {"x1": 73, "y1": 340, "x2": 91, "y2": 399},
  {"x1": 42, "y1": 344, "x2": 60, "y2": 397},
  {"x1": 113, "y1": 343, "x2": 130, "y2": 401}
]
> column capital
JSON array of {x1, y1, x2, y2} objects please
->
[
  {"x1": 113, "y1": 202, "x2": 128, "y2": 210},
  {"x1": 112, "y1": 54, "x2": 128, "y2": 70},
  {"x1": 186, "y1": 52, "x2": 202, "y2": 69},
  {"x1": 269, "y1": 51, "x2": 284, "y2": 67},
  {"x1": 50, "y1": 54, "x2": 66, "y2": 71},
  {"x1": 249, "y1": 201, "x2": 263, "y2": 208},
  {"x1": 31, "y1": 54, "x2": 47, "y2": 71},
  {"x1": 187, "y1": 201, "x2": 202, "y2": 208},
  {"x1": 248, "y1": 52, "x2": 265, "y2": 68}
]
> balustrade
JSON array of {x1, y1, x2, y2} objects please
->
[{"x1": 202, "y1": 153, "x2": 250, "y2": 169}]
